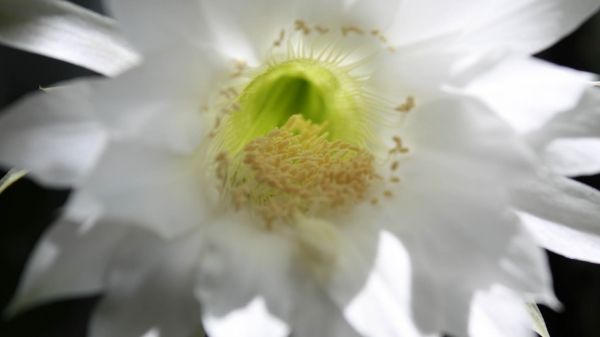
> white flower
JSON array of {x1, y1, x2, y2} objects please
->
[{"x1": 1, "y1": 1, "x2": 600, "y2": 337}]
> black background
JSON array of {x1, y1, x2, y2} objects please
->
[{"x1": 0, "y1": 1, "x2": 599, "y2": 336}]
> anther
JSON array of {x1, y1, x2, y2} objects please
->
[
  {"x1": 342, "y1": 26, "x2": 365, "y2": 36},
  {"x1": 395, "y1": 96, "x2": 415, "y2": 112}
]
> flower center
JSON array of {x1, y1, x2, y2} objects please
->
[
  {"x1": 212, "y1": 57, "x2": 379, "y2": 226},
  {"x1": 220, "y1": 58, "x2": 369, "y2": 155}
]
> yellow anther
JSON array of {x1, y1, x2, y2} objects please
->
[
  {"x1": 274, "y1": 29, "x2": 286, "y2": 47},
  {"x1": 295, "y1": 20, "x2": 311, "y2": 35},
  {"x1": 390, "y1": 136, "x2": 410, "y2": 154},
  {"x1": 221, "y1": 115, "x2": 376, "y2": 224},
  {"x1": 395, "y1": 96, "x2": 415, "y2": 112},
  {"x1": 230, "y1": 59, "x2": 247, "y2": 78},
  {"x1": 315, "y1": 25, "x2": 330, "y2": 34},
  {"x1": 342, "y1": 26, "x2": 365, "y2": 36}
]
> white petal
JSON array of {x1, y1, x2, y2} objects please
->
[
  {"x1": 6, "y1": 219, "x2": 128, "y2": 316},
  {"x1": 464, "y1": 57, "x2": 594, "y2": 134},
  {"x1": 204, "y1": 297, "x2": 289, "y2": 337},
  {"x1": 90, "y1": 229, "x2": 202, "y2": 337},
  {"x1": 520, "y1": 211, "x2": 600, "y2": 264},
  {"x1": 512, "y1": 172, "x2": 600, "y2": 263},
  {"x1": 513, "y1": 172, "x2": 600, "y2": 236},
  {"x1": 458, "y1": 0, "x2": 600, "y2": 55},
  {"x1": 0, "y1": 81, "x2": 107, "y2": 187},
  {"x1": 90, "y1": 45, "x2": 228, "y2": 153},
  {"x1": 541, "y1": 138, "x2": 600, "y2": 176},
  {"x1": 70, "y1": 141, "x2": 212, "y2": 238},
  {"x1": 469, "y1": 286, "x2": 533, "y2": 337},
  {"x1": 195, "y1": 215, "x2": 295, "y2": 318},
  {"x1": 196, "y1": 215, "x2": 362, "y2": 337},
  {"x1": 0, "y1": 0, "x2": 140, "y2": 76},
  {"x1": 340, "y1": 231, "x2": 424, "y2": 337},
  {"x1": 357, "y1": 98, "x2": 547, "y2": 336},
  {"x1": 387, "y1": 1, "x2": 599, "y2": 57},
  {"x1": 528, "y1": 87, "x2": 600, "y2": 176}
]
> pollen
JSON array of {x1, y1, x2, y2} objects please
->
[{"x1": 224, "y1": 115, "x2": 377, "y2": 225}]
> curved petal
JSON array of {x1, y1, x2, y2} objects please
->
[
  {"x1": 104, "y1": 0, "x2": 204, "y2": 52},
  {"x1": 0, "y1": 0, "x2": 140, "y2": 76},
  {"x1": 458, "y1": 0, "x2": 600, "y2": 55},
  {"x1": 0, "y1": 81, "x2": 107, "y2": 187},
  {"x1": 541, "y1": 138, "x2": 600, "y2": 176},
  {"x1": 469, "y1": 286, "x2": 533, "y2": 337},
  {"x1": 6, "y1": 219, "x2": 129, "y2": 316},
  {"x1": 519, "y1": 211, "x2": 600, "y2": 264},
  {"x1": 464, "y1": 57, "x2": 594, "y2": 134},
  {"x1": 90, "y1": 228, "x2": 202, "y2": 337},
  {"x1": 338, "y1": 231, "x2": 424, "y2": 337},
  {"x1": 69, "y1": 141, "x2": 213, "y2": 238},
  {"x1": 204, "y1": 297, "x2": 289, "y2": 337},
  {"x1": 196, "y1": 214, "x2": 363, "y2": 337},
  {"x1": 512, "y1": 171, "x2": 600, "y2": 238},
  {"x1": 386, "y1": 0, "x2": 600, "y2": 55},
  {"x1": 90, "y1": 45, "x2": 229, "y2": 153},
  {"x1": 361, "y1": 97, "x2": 550, "y2": 335},
  {"x1": 528, "y1": 87, "x2": 600, "y2": 176}
]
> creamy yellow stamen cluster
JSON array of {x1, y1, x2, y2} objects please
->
[{"x1": 229, "y1": 115, "x2": 376, "y2": 225}]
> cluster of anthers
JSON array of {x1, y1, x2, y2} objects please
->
[{"x1": 217, "y1": 115, "x2": 378, "y2": 226}]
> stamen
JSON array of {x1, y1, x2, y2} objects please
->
[
  {"x1": 342, "y1": 25, "x2": 365, "y2": 36},
  {"x1": 295, "y1": 20, "x2": 311, "y2": 35},
  {"x1": 222, "y1": 115, "x2": 377, "y2": 225},
  {"x1": 395, "y1": 96, "x2": 415, "y2": 112}
]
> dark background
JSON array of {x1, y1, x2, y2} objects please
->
[{"x1": 0, "y1": 1, "x2": 599, "y2": 336}]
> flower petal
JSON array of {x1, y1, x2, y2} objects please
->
[
  {"x1": 90, "y1": 228, "x2": 202, "y2": 337},
  {"x1": 363, "y1": 97, "x2": 552, "y2": 335},
  {"x1": 386, "y1": 0, "x2": 600, "y2": 54},
  {"x1": 204, "y1": 297, "x2": 289, "y2": 337},
  {"x1": 196, "y1": 214, "x2": 363, "y2": 337},
  {"x1": 528, "y1": 87, "x2": 600, "y2": 176},
  {"x1": 89, "y1": 45, "x2": 228, "y2": 153},
  {"x1": 337, "y1": 231, "x2": 424, "y2": 337},
  {"x1": 0, "y1": 0, "x2": 140, "y2": 76},
  {"x1": 464, "y1": 57, "x2": 594, "y2": 134},
  {"x1": 0, "y1": 81, "x2": 107, "y2": 187},
  {"x1": 512, "y1": 172, "x2": 600, "y2": 263},
  {"x1": 458, "y1": 0, "x2": 600, "y2": 55},
  {"x1": 104, "y1": 0, "x2": 204, "y2": 52},
  {"x1": 519, "y1": 211, "x2": 600, "y2": 264},
  {"x1": 541, "y1": 138, "x2": 600, "y2": 176},
  {"x1": 6, "y1": 219, "x2": 128, "y2": 316},
  {"x1": 68, "y1": 141, "x2": 213, "y2": 238},
  {"x1": 469, "y1": 286, "x2": 533, "y2": 337}
]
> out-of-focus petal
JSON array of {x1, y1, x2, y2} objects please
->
[
  {"x1": 90, "y1": 45, "x2": 228, "y2": 153},
  {"x1": 69, "y1": 141, "x2": 213, "y2": 238},
  {"x1": 528, "y1": 87, "x2": 600, "y2": 176},
  {"x1": 464, "y1": 57, "x2": 594, "y2": 133},
  {"x1": 90, "y1": 229, "x2": 202, "y2": 337},
  {"x1": 0, "y1": 81, "x2": 107, "y2": 187},
  {"x1": 0, "y1": 0, "x2": 140, "y2": 75},
  {"x1": 196, "y1": 214, "x2": 363, "y2": 337},
  {"x1": 6, "y1": 219, "x2": 128, "y2": 316},
  {"x1": 386, "y1": 0, "x2": 600, "y2": 55},
  {"x1": 469, "y1": 286, "x2": 533, "y2": 337},
  {"x1": 541, "y1": 138, "x2": 600, "y2": 176},
  {"x1": 204, "y1": 297, "x2": 289, "y2": 337},
  {"x1": 338, "y1": 231, "x2": 424, "y2": 337},
  {"x1": 513, "y1": 172, "x2": 600, "y2": 263},
  {"x1": 519, "y1": 211, "x2": 600, "y2": 264}
]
